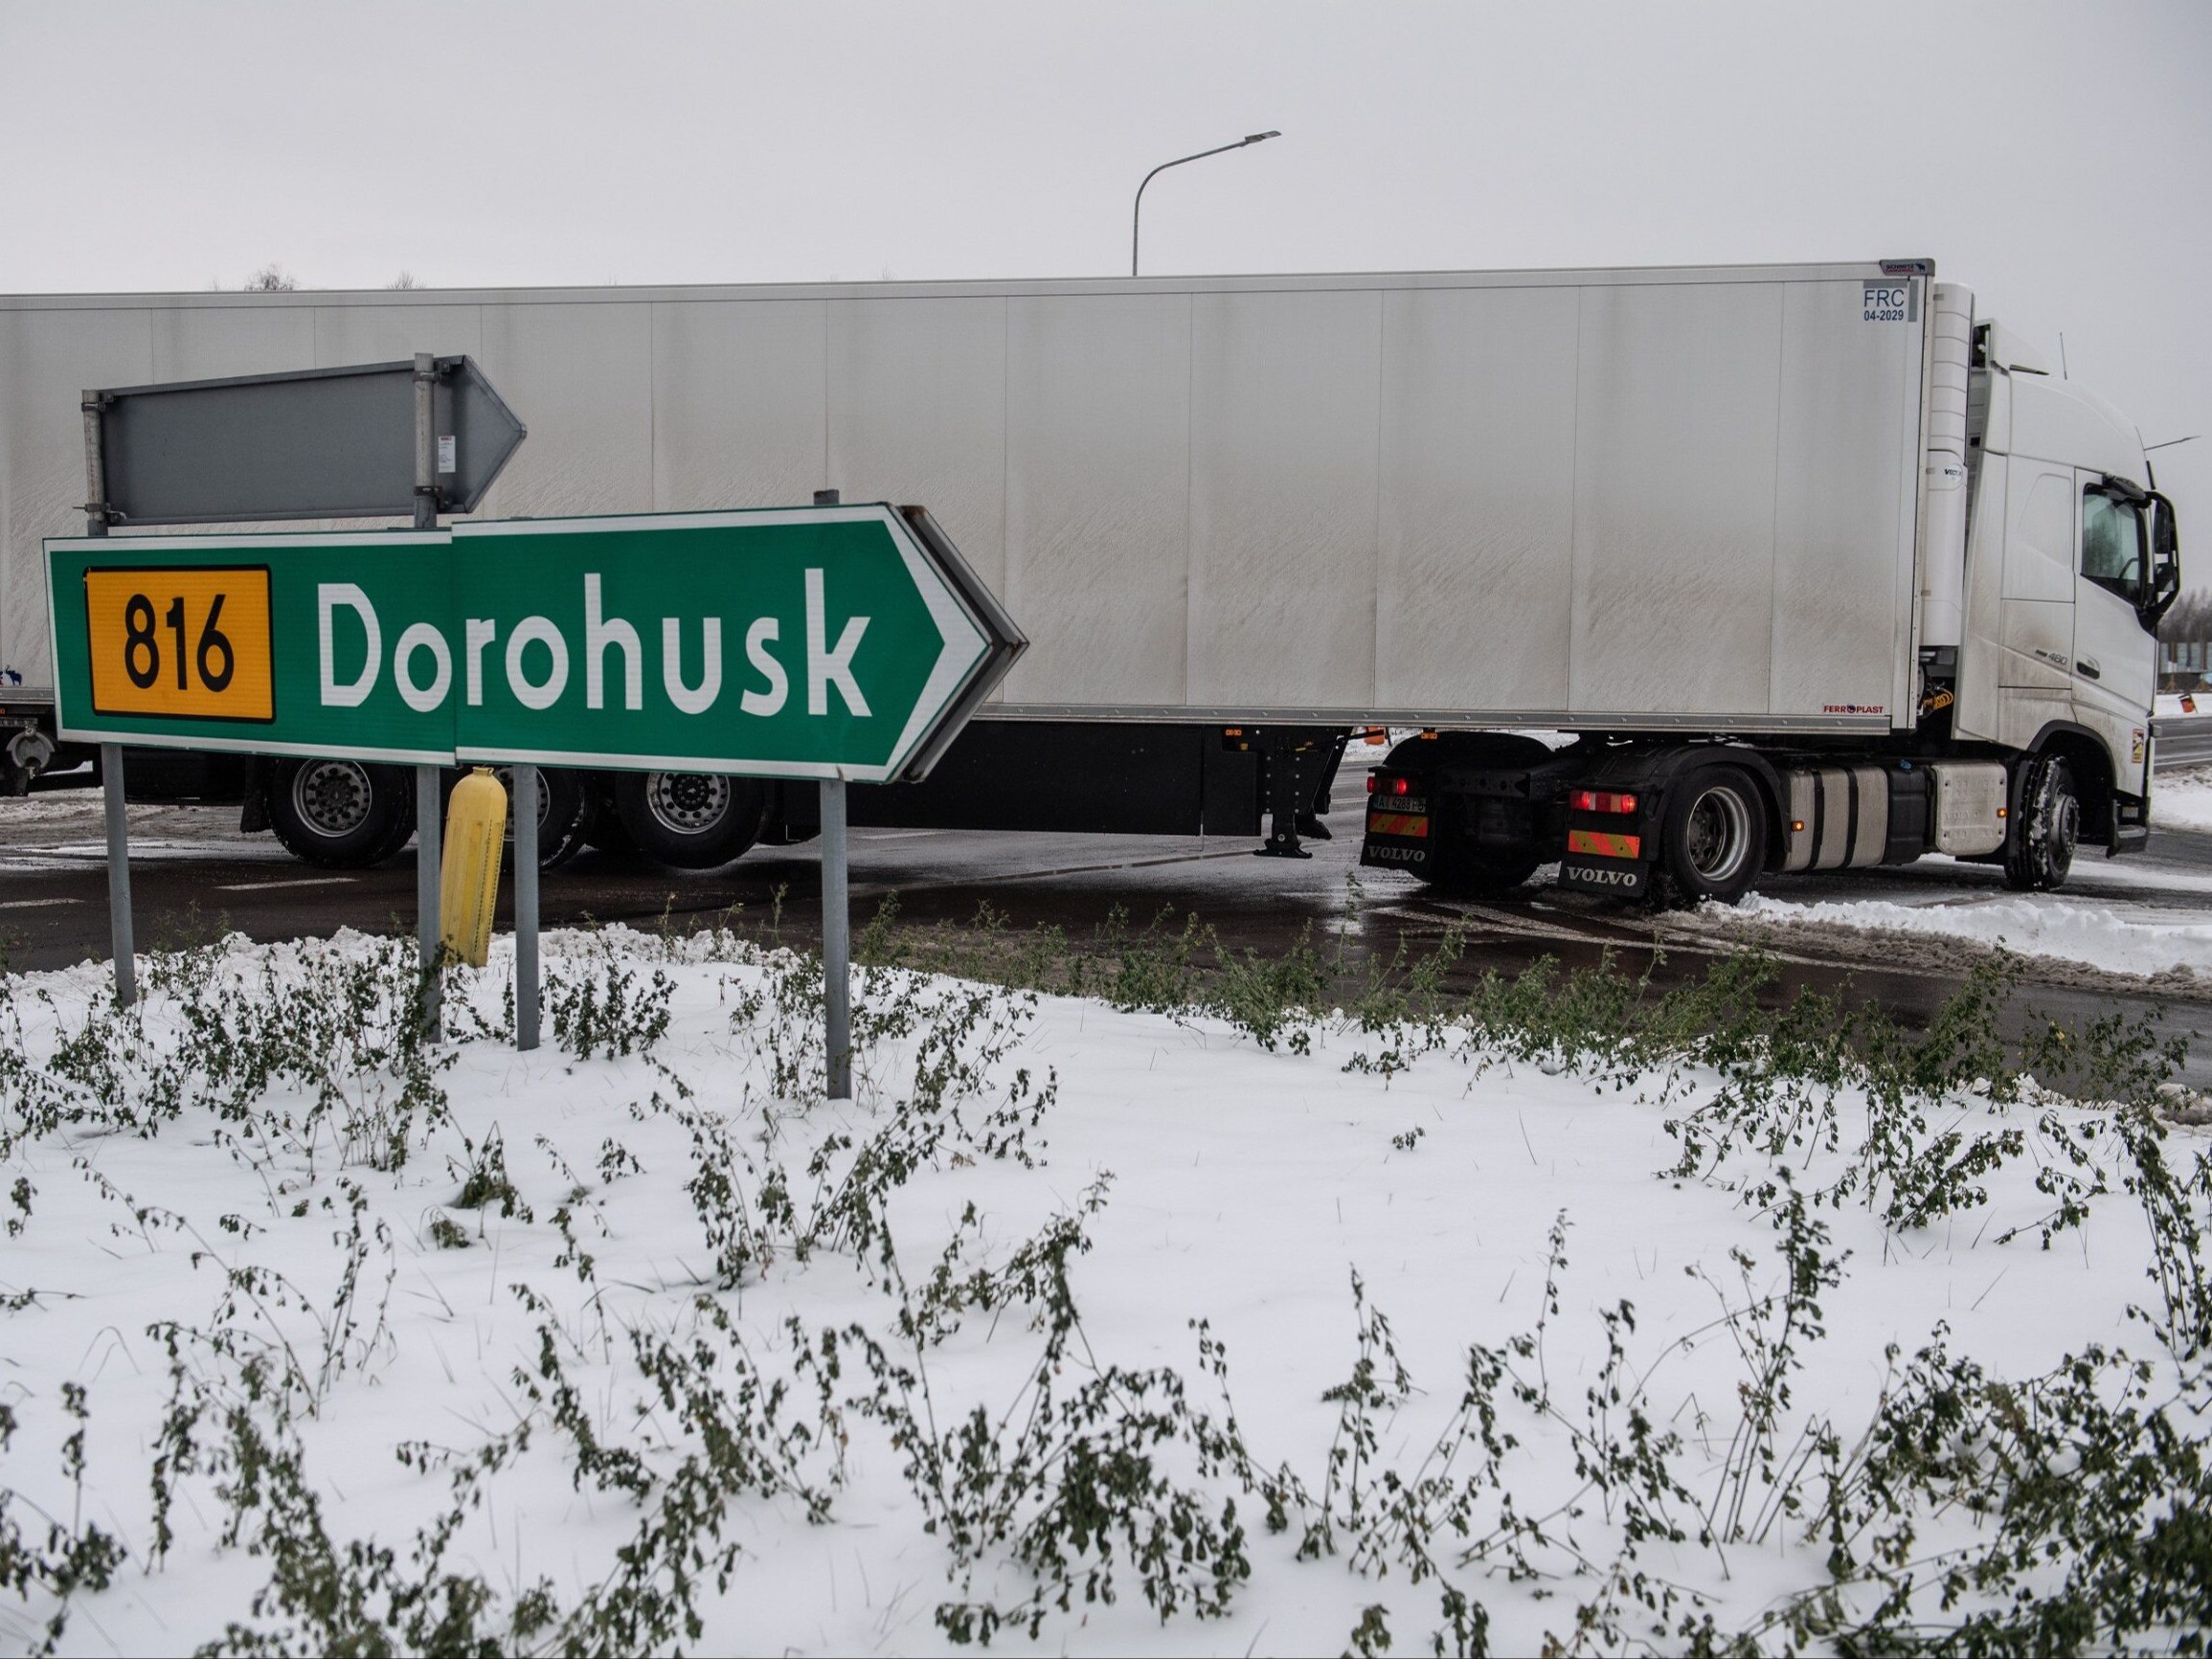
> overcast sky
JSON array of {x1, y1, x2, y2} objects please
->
[{"x1": 4, "y1": 0, "x2": 2209, "y2": 527}]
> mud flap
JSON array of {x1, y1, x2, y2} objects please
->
[
  {"x1": 1360, "y1": 837, "x2": 1433, "y2": 879},
  {"x1": 1558, "y1": 856, "x2": 1647, "y2": 898},
  {"x1": 1361, "y1": 784, "x2": 1433, "y2": 879}
]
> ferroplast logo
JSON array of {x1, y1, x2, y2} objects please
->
[{"x1": 1822, "y1": 704, "x2": 1886, "y2": 716}]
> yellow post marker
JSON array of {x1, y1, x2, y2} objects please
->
[{"x1": 440, "y1": 768, "x2": 508, "y2": 969}]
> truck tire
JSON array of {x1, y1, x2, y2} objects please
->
[
  {"x1": 267, "y1": 757, "x2": 414, "y2": 869},
  {"x1": 497, "y1": 766, "x2": 592, "y2": 869},
  {"x1": 611, "y1": 770, "x2": 767, "y2": 869},
  {"x1": 2003, "y1": 754, "x2": 2077, "y2": 891},
  {"x1": 1655, "y1": 765, "x2": 1767, "y2": 908}
]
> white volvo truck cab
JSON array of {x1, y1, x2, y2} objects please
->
[{"x1": 1948, "y1": 315, "x2": 2180, "y2": 875}]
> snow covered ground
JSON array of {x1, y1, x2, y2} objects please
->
[
  {"x1": 2, "y1": 925, "x2": 2206, "y2": 1653},
  {"x1": 1705, "y1": 884, "x2": 2212, "y2": 984},
  {"x1": 2156, "y1": 766, "x2": 2212, "y2": 833}
]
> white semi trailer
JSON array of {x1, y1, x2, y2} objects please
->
[{"x1": 0, "y1": 259, "x2": 2180, "y2": 902}]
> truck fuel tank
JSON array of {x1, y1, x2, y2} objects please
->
[{"x1": 1778, "y1": 763, "x2": 1930, "y2": 870}]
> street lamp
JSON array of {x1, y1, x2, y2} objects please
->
[{"x1": 1131, "y1": 131, "x2": 1279, "y2": 277}]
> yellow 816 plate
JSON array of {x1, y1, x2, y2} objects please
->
[{"x1": 85, "y1": 566, "x2": 275, "y2": 722}]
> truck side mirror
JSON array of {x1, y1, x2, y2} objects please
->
[{"x1": 2142, "y1": 492, "x2": 2181, "y2": 629}]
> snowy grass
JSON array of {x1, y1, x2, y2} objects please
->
[{"x1": 2, "y1": 909, "x2": 2209, "y2": 1655}]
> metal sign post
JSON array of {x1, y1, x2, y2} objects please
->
[
  {"x1": 822, "y1": 773, "x2": 851, "y2": 1099},
  {"x1": 810, "y1": 488, "x2": 853, "y2": 1100},
  {"x1": 415, "y1": 771, "x2": 442, "y2": 1039},
  {"x1": 100, "y1": 744, "x2": 135, "y2": 1008},
  {"x1": 412, "y1": 356, "x2": 443, "y2": 1040},
  {"x1": 79, "y1": 389, "x2": 137, "y2": 1008},
  {"x1": 513, "y1": 765, "x2": 540, "y2": 1051}
]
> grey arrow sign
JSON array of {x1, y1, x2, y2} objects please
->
[{"x1": 90, "y1": 355, "x2": 526, "y2": 526}]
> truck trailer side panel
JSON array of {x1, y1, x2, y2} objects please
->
[{"x1": 1, "y1": 264, "x2": 1928, "y2": 734}]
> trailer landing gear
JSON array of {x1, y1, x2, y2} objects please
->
[{"x1": 1244, "y1": 727, "x2": 1347, "y2": 859}]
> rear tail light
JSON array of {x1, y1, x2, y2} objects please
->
[
  {"x1": 1569, "y1": 790, "x2": 1637, "y2": 815},
  {"x1": 1367, "y1": 773, "x2": 1411, "y2": 796}
]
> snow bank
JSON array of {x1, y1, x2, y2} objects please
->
[
  {"x1": 1716, "y1": 887, "x2": 2212, "y2": 980},
  {"x1": 0, "y1": 926, "x2": 2204, "y2": 1654}
]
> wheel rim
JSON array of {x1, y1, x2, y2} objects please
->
[
  {"x1": 1683, "y1": 784, "x2": 1752, "y2": 885},
  {"x1": 643, "y1": 771, "x2": 730, "y2": 836},
  {"x1": 2044, "y1": 780, "x2": 2079, "y2": 869},
  {"x1": 290, "y1": 760, "x2": 375, "y2": 839},
  {"x1": 496, "y1": 768, "x2": 553, "y2": 835}
]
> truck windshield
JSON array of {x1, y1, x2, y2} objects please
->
[{"x1": 2081, "y1": 488, "x2": 2146, "y2": 604}]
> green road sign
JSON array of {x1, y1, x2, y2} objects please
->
[
  {"x1": 47, "y1": 504, "x2": 1024, "y2": 782},
  {"x1": 46, "y1": 530, "x2": 456, "y2": 763}
]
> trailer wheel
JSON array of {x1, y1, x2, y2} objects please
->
[
  {"x1": 367, "y1": 795, "x2": 421, "y2": 866},
  {"x1": 611, "y1": 771, "x2": 767, "y2": 869},
  {"x1": 267, "y1": 757, "x2": 414, "y2": 869},
  {"x1": 2003, "y1": 754, "x2": 2077, "y2": 892},
  {"x1": 495, "y1": 766, "x2": 592, "y2": 869},
  {"x1": 1656, "y1": 767, "x2": 1767, "y2": 908}
]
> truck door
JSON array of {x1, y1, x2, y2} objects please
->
[
  {"x1": 2071, "y1": 471, "x2": 2156, "y2": 767},
  {"x1": 1997, "y1": 463, "x2": 2078, "y2": 690}
]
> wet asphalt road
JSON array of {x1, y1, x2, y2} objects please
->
[{"x1": 5, "y1": 779, "x2": 2211, "y2": 1087}]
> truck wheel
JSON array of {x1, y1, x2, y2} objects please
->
[
  {"x1": 611, "y1": 771, "x2": 767, "y2": 869},
  {"x1": 267, "y1": 757, "x2": 414, "y2": 869},
  {"x1": 1656, "y1": 766, "x2": 1767, "y2": 908},
  {"x1": 2003, "y1": 754, "x2": 2077, "y2": 891},
  {"x1": 497, "y1": 766, "x2": 592, "y2": 869}
]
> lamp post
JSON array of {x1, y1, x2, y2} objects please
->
[{"x1": 1132, "y1": 131, "x2": 1279, "y2": 277}]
